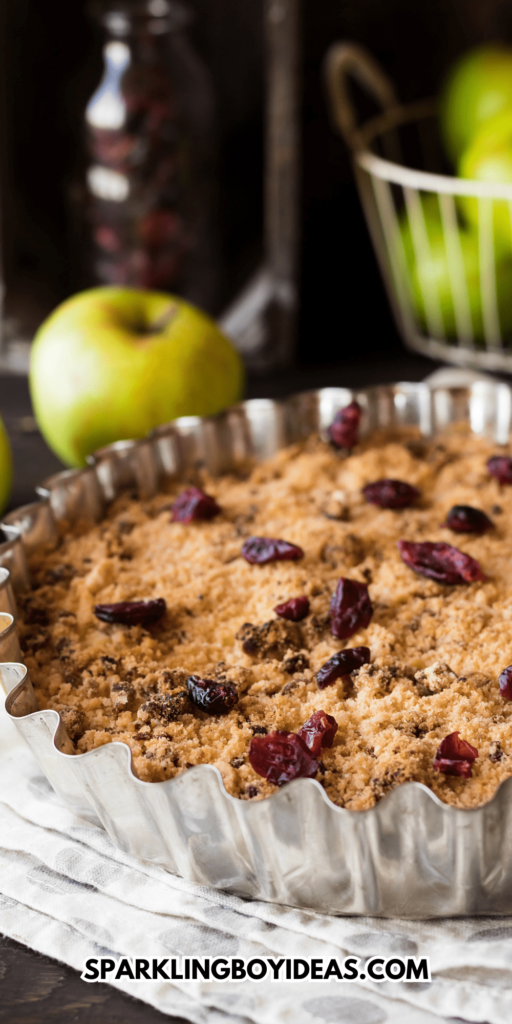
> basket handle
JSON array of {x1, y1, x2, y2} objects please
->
[{"x1": 324, "y1": 42, "x2": 398, "y2": 150}]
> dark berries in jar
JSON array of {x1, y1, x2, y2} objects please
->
[
  {"x1": 94, "y1": 598, "x2": 166, "y2": 626},
  {"x1": 397, "y1": 540, "x2": 484, "y2": 584},
  {"x1": 487, "y1": 455, "x2": 512, "y2": 485},
  {"x1": 242, "y1": 537, "x2": 304, "y2": 564},
  {"x1": 363, "y1": 479, "x2": 419, "y2": 509},
  {"x1": 274, "y1": 596, "x2": 310, "y2": 621},
  {"x1": 330, "y1": 577, "x2": 373, "y2": 639},
  {"x1": 171, "y1": 487, "x2": 220, "y2": 523},
  {"x1": 433, "y1": 732, "x2": 479, "y2": 778},
  {"x1": 298, "y1": 710, "x2": 338, "y2": 755},
  {"x1": 327, "y1": 401, "x2": 361, "y2": 449},
  {"x1": 187, "y1": 675, "x2": 238, "y2": 715},
  {"x1": 317, "y1": 646, "x2": 370, "y2": 689},
  {"x1": 442, "y1": 506, "x2": 493, "y2": 534},
  {"x1": 248, "y1": 731, "x2": 319, "y2": 786},
  {"x1": 499, "y1": 665, "x2": 512, "y2": 700}
]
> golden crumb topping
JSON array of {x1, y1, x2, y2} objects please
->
[{"x1": 19, "y1": 425, "x2": 512, "y2": 809}]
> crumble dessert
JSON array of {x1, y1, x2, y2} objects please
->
[{"x1": 18, "y1": 412, "x2": 512, "y2": 810}]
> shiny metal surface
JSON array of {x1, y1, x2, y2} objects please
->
[{"x1": 3, "y1": 381, "x2": 512, "y2": 917}]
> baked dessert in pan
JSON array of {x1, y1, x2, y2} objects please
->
[
  {"x1": 4, "y1": 382, "x2": 512, "y2": 917},
  {"x1": 19, "y1": 404, "x2": 512, "y2": 811}
]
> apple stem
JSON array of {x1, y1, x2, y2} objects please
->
[{"x1": 144, "y1": 304, "x2": 178, "y2": 335}]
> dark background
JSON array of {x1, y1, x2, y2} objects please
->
[{"x1": 1, "y1": 0, "x2": 511, "y2": 366}]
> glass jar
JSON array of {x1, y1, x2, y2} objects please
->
[{"x1": 84, "y1": 0, "x2": 218, "y2": 311}]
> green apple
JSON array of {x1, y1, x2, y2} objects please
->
[
  {"x1": 30, "y1": 287, "x2": 244, "y2": 467},
  {"x1": 440, "y1": 46, "x2": 512, "y2": 165},
  {"x1": 0, "y1": 415, "x2": 12, "y2": 513},
  {"x1": 399, "y1": 195, "x2": 512, "y2": 340},
  {"x1": 458, "y1": 110, "x2": 512, "y2": 251}
]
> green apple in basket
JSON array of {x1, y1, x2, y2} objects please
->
[
  {"x1": 440, "y1": 45, "x2": 512, "y2": 165},
  {"x1": 457, "y1": 110, "x2": 512, "y2": 252},
  {"x1": 398, "y1": 194, "x2": 512, "y2": 341},
  {"x1": 0, "y1": 417, "x2": 12, "y2": 514},
  {"x1": 29, "y1": 287, "x2": 244, "y2": 467}
]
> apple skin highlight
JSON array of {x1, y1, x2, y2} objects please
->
[
  {"x1": 0, "y1": 416, "x2": 12, "y2": 513},
  {"x1": 458, "y1": 110, "x2": 512, "y2": 251},
  {"x1": 439, "y1": 45, "x2": 512, "y2": 164},
  {"x1": 29, "y1": 287, "x2": 245, "y2": 467}
]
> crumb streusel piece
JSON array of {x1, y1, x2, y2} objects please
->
[{"x1": 19, "y1": 424, "x2": 512, "y2": 810}]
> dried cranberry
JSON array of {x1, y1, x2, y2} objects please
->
[
  {"x1": 248, "y1": 731, "x2": 319, "y2": 785},
  {"x1": 242, "y1": 537, "x2": 304, "y2": 564},
  {"x1": 298, "y1": 710, "x2": 338, "y2": 755},
  {"x1": 274, "y1": 596, "x2": 310, "y2": 621},
  {"x1": 487, "y1": 455, "x2": 512, "y2": 485},
  {"x1": 397, "y1": 540, "x2": 484, "y2": 585},
  {"x1": 362, "y1": 479, "x2": 419, "y2": 509},
  {"x1": 330, "y1": 577, "x2": 373, "y2": 639},
  {"x1": 186, "y1": 675, "x2": 239, "y2": 715},
  {"x1": 327, "y1": 401, "x2": 361, "y2": 449},
  {"x1": 171, "y1": 487, "x2": 220, "y2": 523},
  {"x1": 442, "y1": 506, "x2": 493, "y2": 534},
  {"x1": 433, "y1": 732, "x2": 479, "y2": 778},
  {"x1": 94, "y1": 598, "x2": 166, "y2": 626},
  {"x1": 499, "y1": 665, "x2": 512, "y2": 700},
  {"x1": 317, "y1": 646, "x2": 371, "y2": 689}
]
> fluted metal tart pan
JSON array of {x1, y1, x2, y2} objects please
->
[{"x1": 2, "y1": 381, "x2": 512, "y2": 918}]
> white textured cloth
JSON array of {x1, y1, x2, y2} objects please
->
[
  {"x1": 1, "y1": 709, "x2": 510, "y2": 1024},
  {"x1": 0, "y1": 368, "x2": 504, "y2": 1024}
]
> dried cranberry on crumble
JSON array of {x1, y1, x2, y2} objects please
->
[
  {"x1": 317, "y1": 646, "x2": 371, "y2": 689},
  {"x1": 186, "y1": 675, "x2": 238, "y2": 715},
  {"x1": 94, "y1": 598, "x2": 166, "y2": 626},
  {"x1": 363, "y1": 479, "x2": 419, "y2": 509},
  {"x1": 298, "y1": 710, "x2": 338, "y2": 755},
  {"x1": 398, "y1": 540, "x2": 484, "y2": 584},
  {"x1": 487, "y1": 455, "x2": 512, "y2": 485},
  {"x1": 242, "y1": 537, "x2": 304, "y2": 564},
  {"x1": 274, "y1": 596, "x2": 310, "y2": 621},
  {"x1": 248, "y1": 731, "x2": 319, "y2": 785},
  {"x1": 442, "y1": 506, "x2": 493, "y2": 534},
  {"x1": 433, "y1": 732, "x2": 479, "y2": 778},
  {"x1": 330, "y1": 577, "x2": 373, "y2": 639},
  {"x1": 171, "y1": 487, "x2": 220, "y2": 523},
  {"x1": 499, "y1": 665, "x2": 512, "y2": 700},
  {"x1": 327, "y1": 401, "x2": 361, "y2": 449}
]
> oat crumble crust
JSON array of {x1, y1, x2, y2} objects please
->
[{"x1": 19, "y1": 425, "x2": 512, "y2": 810}]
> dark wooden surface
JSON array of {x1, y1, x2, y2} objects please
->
[
  {"x1": 0, "y1": 351, "x2": 447, "y2": 1021},
  {"x1": 0, "y1": 935, "x2": 189, "y2": 1023}
]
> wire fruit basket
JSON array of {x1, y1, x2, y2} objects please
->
[{"x1": 325, "y1": 42, "x2": 512, "y2": 372}]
